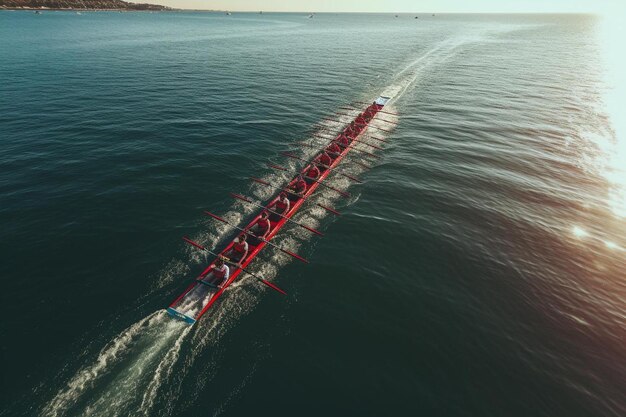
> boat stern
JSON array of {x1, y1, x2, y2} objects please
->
[{"x1": 375, "y1": 96, "x2": 392, "y2": 106}]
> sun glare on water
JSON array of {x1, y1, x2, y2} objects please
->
[
  {"x1": 572, "y1": 226, "x2": 589, "y2": 238},
  {"x1": 597, "y1": 8, "x2": 626, "y2": 218}
]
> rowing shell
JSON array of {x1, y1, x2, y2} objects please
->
[{"x1": 167, "y1": 95, "x2": 393, "y2": 324}]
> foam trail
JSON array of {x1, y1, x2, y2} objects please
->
[{"x1": 41, "y1": 311, "x2": 190, "y2": 417}]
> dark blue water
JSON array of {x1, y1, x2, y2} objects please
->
[{"x1": 1, "y1": 11, "x2": 625, "y2": 417}]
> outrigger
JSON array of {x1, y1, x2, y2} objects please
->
[{"x1": 167, "y1": 96, "x2": 393, "y2": 324}]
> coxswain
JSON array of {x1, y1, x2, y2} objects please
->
[
  {"x1": 315, "y1": 151, "x2": 333, "y2": 168},
  {"x1": 224, "y1": 233, "x2": 248, "y2": 268},
  {"x1": 204, "y1": 256, "x2": 229, "y2": 287},
  {"x1": 304, "y1": 163, "x2": 321, "y2": 185},
  {"x1": 268, "y1": 192, "x2": 290, "y2": 221},
  {"x1": 249, "y1": 211, "x2": 271, "y2": 243},
  {"x1": 288, "y1": 174, "x2": 308, "y2": 201}
]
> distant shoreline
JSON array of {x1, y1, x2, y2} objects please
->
[{"x1": 1, "y1": 7, "x2": 178, "y2": 11}]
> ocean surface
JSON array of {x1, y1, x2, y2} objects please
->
[{"x1": 1, "y1": 11, "x2": 625, "y2": 417}]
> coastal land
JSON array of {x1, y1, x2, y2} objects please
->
[{"x1": 0, "y1": 0, "x2": 172, "y2": 11}]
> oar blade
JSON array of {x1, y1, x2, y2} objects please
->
[
  {"x1": 328, "y1": 186, "x2": 350, "y2": 198},
  {"x1": 278, "y1": 247, "x2": 308, "y2": 263},
  {"x1": 368, "y1": 136, "x2": 388, "y2": 143},
  {"x1": 318, "y1": 204, "x2": 341, "y2": 216},
  {"x1": 344, "y1": 174, "x2": 363, "y2": 183},
  {"x1": 183, "y1": 236, "x2": 206, "y2": 251},
  {"x1": 230, "y1": 192, "x2": 252, "y2": 203},
  {"x1": 204, "y1": 211, "x2": 227, "y2": 224},
  {"x1": 251, "y1": 176, "x2": 270, "y2": 186},
  {"x1": 257, "y1": 277, "x2": 287, "y2": 295},
  {"x1": 268, "y1": 163, "x2": 288, "y2": 171},
  {"x1": 301, "y1": 224, "x2": 324, "y2": 237},
  {"x1": 365, "y1": 143, "x2": 384, "y2": 151}
]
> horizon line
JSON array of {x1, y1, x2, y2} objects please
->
[{"x1": 143, "y1": 9, "x2": 599, "y2": 15}]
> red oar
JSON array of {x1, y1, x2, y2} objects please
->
[
  {"x1": 347, "y1": 140, "x2": 383, "y2": 151},
  {"x1": 277, "y1": 153, "x2": 362, "y2": 183},
  {"x1": 347, "y1": 103, "x2": 398, "y2": 116},
  {"x1": 314, "y1": 132, "x2": 384, "y2": 150},
  {"x1": 311, "y1": 135, "x2": 380, "y2": 159},
  {"x1": 325, "y1": 152, "x2": 371, "y2": 170},
  {"x1": 204, "y1": 211, "x2": 308, "y2": 263},
  {"x1": 304, "y1": 142, "x2": 371, "y2": 169},
  {"x1": 356, "y1": 122, "x2": 393, "y2": 133},
  {"x1": 230, "y1": 193, "x2": 323, "y2": 236},
  {"x1": 335, "y1": 112, "x2": 397, "y2": 125},
  {"x1": 372, "y1": 115, "x2": 398, "y2": 125},
  {"x1": 250, "y1": 177, "x2": 341, "y2": 216},
  {"x1": 303, "y1": 175, "x2": 350, "y2": 198},
  {"x1": 182, "y1": 237, "x2": 287, "y2": 295},
  {"x1": 268, "y1": 163, "x2": 288, "y2": 171},
  {"x1": 366, "y1": 135, "x2": 388, "y2": 144}
]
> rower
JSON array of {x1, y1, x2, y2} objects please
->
[
  {"x1": 326, "y1": 142, "x2": 342, "y2": 157},
  {"x1": 203, "y1": 256, "x2": 230, "y2": 287},
  {"x1": 336, "y1": 133, "x2": 351, "y2": 148},
  {"x1": 345, "y1": 121, "x2": 358, "y2": 138},
  {"x1": 224, "y1": 233, "x2": 248, "y2": 268},
  {"x1": 267, "y1": 192, "x2": 290, "y2": 221},
  {"x1": 355, "y1": 113, "x2": 366, "y2": 126},
  {"x1": 315, "y1": 151, "x2": 333, "y2": 168},
  {"x1": 304, "y1": 163, "x2": 321, "y2": 185},
  {"x1": 288, "y1": 174, "x2": 308, "y2": 201},
  {"x1": 248, "y1": 211, "x2": 271, "y2": 243}
]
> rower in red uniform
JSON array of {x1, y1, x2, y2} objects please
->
[
  {"x1": 248, "y1": 211, "x2": 271, "y2": 244},
  {"x1": 224, "y1": 233, "x2": 249, "y2": 268},
  {"x1": 336, "y1": 133, "x2": 350, "y2": 149},
  {"x1": 204, "y1": 256, "x2": 230, "y2": 287},
  {"x1": 267, "y1": 192, "x2": 290, "y2": 221},
  {"x1": 355, "y1": 113, "x2": 366, "y2": 126},
  {"x1": 315, "y1": 151, "x2": 333, "y2": 168},
  {"x1": 288, "y1": 175, "x2": 308, "y2": 201},
  {"x1": 326, "y1": 142, "x2": 342, "y2": 157},
  {"x1": 345, "y1": 121, "x2": 358, "y2": 138},
  {"x1": 304, "y1": 163, "x2": 321, "y2": 185}
]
